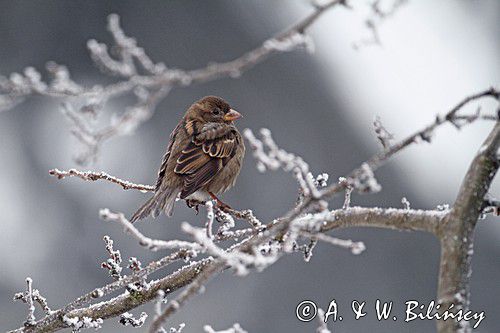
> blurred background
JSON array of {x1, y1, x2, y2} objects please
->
[{"x1": 0, "y1": 0, "x2": 499, "y2": 332}]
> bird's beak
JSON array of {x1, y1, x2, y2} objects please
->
[{"x1": 224, "y1": 109, "x2": 242, "y2": 122}]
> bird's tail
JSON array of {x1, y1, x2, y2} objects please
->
[{"x1": 130, "y1": 187, "x2": 179, "y2": 223}]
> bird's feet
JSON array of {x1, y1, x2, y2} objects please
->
[{"x1": 185, "y1": 199, "x2": 204, "y2": 214}]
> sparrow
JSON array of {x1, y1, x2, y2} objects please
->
[{"x1": 130, "y1": 96, "x2": 245, "y2": 223}]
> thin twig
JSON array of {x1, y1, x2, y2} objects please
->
[
  {"x1": 99, "y1": 209, "x2": 201, "y2": 251},
  {"x1": 49, "y1": 168, "x2": 154, "y2": 192}
]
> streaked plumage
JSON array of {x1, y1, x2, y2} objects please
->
[{"x1": 130, "y1": 96, "x2": 244, "y2": 223}]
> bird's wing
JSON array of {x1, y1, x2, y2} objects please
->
[
  {"x1": 155, "y1": 121, "x2": 183, "y2": 192},
  {"x1": 174, "y1": 123, "x2": 238, "y2": 198}
]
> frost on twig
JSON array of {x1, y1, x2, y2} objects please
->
[
  {"x1": 49, "y1": 168, "x2": 154, "y2": 192},
  {"x1": 99, "y1": 208, "x2": 202, "y2": 252},
  {"x1": 281, "y1": 207, "x2": 367, "y2": 257},
  {"x1": 119, "y1": 312, "x2": 148, "y2": 328},
  {"x1": 217, "y1": 206, "x2": 263, "y2": 229},
  {"x1": 13, "y1": 277, "x2": 53, "y2": 327},
  {"x1": 127, "y1": 257, "x2": 149, "y2": 293},
  {"x1": 149, "y1": 261, "x2": 224, "y2": 333},
  {"x1": 62, "y1": 315, "x2": 103, "y2": 332},
  {"x1": 373, "y1": 116, "x2": 394, "y2": 149},
  {"x1": 182, "y1": 222, "x2": 277, "y2": 276},
  {"x1": 203, "y1": 323, "x2": 248, "y2": 333},
  {"x1": 314, "y1": 173, "x2": 329, "y2": 188},
  {"x1": 295, "y1": 238, "x2": 318, "y2": 262},
  {"x1": 263, "y1": 32, "x2": 315, "y2": 54},
  {"x1": 205, "y1": 201, "x2": 215, "y2": 239},
  {"x1": 446, "y1": 106, "x2": 493, "y2": 130},
  {"x1": 100, "y1": 238, "x2": 147, "y2": 294},
  {"x1": 151, "y1": 290, "x2": 170, "y2": 333},
  {"x1": 2, "y1": 2, "x2": 340, "y2": 165},
  {"x1": 338, "y1": 177, "x2": 353, "y2": 209},
  {"x1": 214, "y1": 208, "x2": 236, "y2": 237},
  {"x1": 350, "y1": 163, "x2": 382, "y2": 193},
  {"x1": 169, "y1": 323, "x2": 186, "y2": 333},
  {"x1": 436, "y1": 203, "x2": 450, "y2": 212},
  {"x1": 88, "y1": 14, "x2": 166, "y2": 77},
  {"x1": 302, "y1": 231, "x2": 366, "y2": 255},
  {"x1": 101, "y1": 235, "x2": 123, "y2": 280},
  {"x1": 316, "y1": 308, "x2": 332, "y2": 333},
  {"x1": 243, "y1": 128, "x2": 322, "y2": 198},
  {"x1": 402, "y1": 196, "x2": 411, "y2": 210},
  {"x1": 481, "y1": 197, "x2": 500, "y2": 217}
]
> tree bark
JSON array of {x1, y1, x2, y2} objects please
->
[{"x1": 436, "y1": 122, "x2": 500, "y2": 333}]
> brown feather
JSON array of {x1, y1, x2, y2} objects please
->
[
  {"x1": 175, "y1": 126, "x2": 238, "y2": 197},
  {"x1": 155, "y1": 121, "x2": 182, "y2": 191},
  {"x1": 180, "y1": 158, "x2": 222, "y2": 198}
]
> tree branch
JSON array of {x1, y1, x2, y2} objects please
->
[
  {"x1": 436, "y1": 121, "x2": 500, "y2": 333},
  {"x1": 319, "y1": 207, "x2": 447, "y2": 234},
  {"x1": 1, "y1": 1, "x2": 345, "y2": 165},
  {"x1": 48, "y1": 168, "x2": 154, "y2": 192},
  {"x1": 7, "y1": 259, "x2": 215, "y2": 333},
  {"x1": 320, "y1": 87, "x2": 499, "y2": 199}
]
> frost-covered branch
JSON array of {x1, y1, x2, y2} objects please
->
[
  {"x1": 8, "y1": 258, "x2": 215, "y2": 333},
  {"x1": 119, "y1": 312, "x2": 148, "y2": 328},
  {"x1": 243, "y1": 128, "x2": 321, "y2": 198},
  {"x1": 101, "y1": 235, "x2": 123, "y2": 280},
  {"x1": 300, "y1": 231, "x2": 366, "y2": 255},
  {"x1": 1, "y1": 1, "x2": 344, "y2": 165},
  {"x1": 182, "y1": 222, "x2": 278, "y2": 276},
  {"x1": 49, "y1": 168, "x2": 154, "y2": 192},
  {"x1": 149, "y1": 261, "x2": 225, "y2": 333},
  {"x1": 320, "y1": 87, "x2": 499, "y2": 200},
  {"x1": 373, "y1": 116, "x2": 394, "y2": 149},
  {"x1": 482, "y1": 197, "x2": 500, "y2": 216},
  {"x1": 99, "y1": 209, "x2": 201, "y2": 252},
  {"x1": 13, "y1": 278, "x2": 52, "y2": 327},
  {"x1": 316, "y1": 308, "x2": 332, "y2": 333},
  {"x1": 62, "y1": 315, "x2": 103, "y2": 332},
  {"x1": 61, "y1": 250, "x2": 188, "y2": 314}
]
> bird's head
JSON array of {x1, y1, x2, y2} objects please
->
[{"x1": 186, "y1": 96, "x2": 242, "y2": 124}]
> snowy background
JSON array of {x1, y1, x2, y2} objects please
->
[{"x1": 1, "y1": 0, "x2": 499, "y2": 332}]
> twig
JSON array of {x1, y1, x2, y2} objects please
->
[
  {"x1": 99, "y1": 209, "x2": 201, "y2": 251},
  {"x1": 49, "y1": 168, "x2": 154, "y2": 192},
  {"x1": 205, "y1": 201, "x2": 215, "y2": 239},
  {"x1": 148, "y1": 261, "x2": 225, "y2": 333},
  {"x1": 300, "y1": 231, "x2": 365, "y2": 255},
  {"x1": 2, "y1": 2, "x2": 343, "y2": 165},
  {"x1": 321, "y1": 88, "x2": 500, "y2": 199},
  {"x1": 8, "y1": 258, "x2": 215, "y2": 333},
  {"x1": 50, "y1": 168, "x2": 264, "y2": 228},
  {"x1": 13, "y1": 278, "x2": 37, "y2": 327},
  {"x1": 316, "y1": 308, "x2": 331, "y2": 333},
  {"x1": 62, "y1": 250, "x2": 188, "y2": 313}
]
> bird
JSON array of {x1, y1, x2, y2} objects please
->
[{"x1": 130, "y1": 96, "x2": 245, "y2": 223}]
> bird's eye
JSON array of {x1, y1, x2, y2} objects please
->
[{"x1": 213, "y1": 107, "x2": 221, "y2": 115}]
